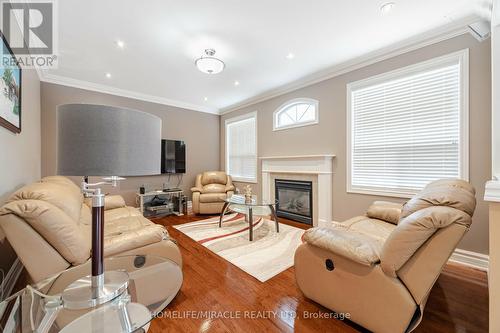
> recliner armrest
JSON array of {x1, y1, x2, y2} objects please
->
[
  {"x1": 104, "y1": 195, "x2": 126, "y2": 210},
  {"x1": 104, "y1": 224, "x2": 169, "y2": 257},
  {"x1": 366, "y1": 201, "x2": 403, "y2": 225},
  {"x1": 83, "y1": 195, "x2": 127, "y2": 211},
  {"x1": 303, "y1": 227, "x2": 383, "y2": 266},
  {"x1": 225, "y1": 185, "x2": 235, "y2": 192},
  {"x1": 191, "y1": 187, "x2": 203, "y2": 193}
]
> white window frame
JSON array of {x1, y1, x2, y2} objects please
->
[
  {"x1": 346, "y1": 49, "x2": 469, "y2": 198},
  {"x1": 225, "y1": 112, "x2": 258, "y2": 183},
  {"x1": 273, "y1": 98, "x2": 319, "y2": 131}
]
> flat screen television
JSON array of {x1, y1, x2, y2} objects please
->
[{"x1": 161, "y1": 139, "x2": 186, "y2": 174}]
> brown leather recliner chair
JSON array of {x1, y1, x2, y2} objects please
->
[
  {"x1": 191, "y1": 171, "x2": 235, "y2": 214},
  {"x1": 294, "y1": 179, "x2": 476, "y2": 333},
  {"x1": 0, "y1": 176, "x2": 182, "y2": 283}
]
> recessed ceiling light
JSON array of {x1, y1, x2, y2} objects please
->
[
  {"x1": 380, "y1": 2, "x2": 395, "y2": 14},
  {"x1": 195, "y1": 49, "x2": 225, "y2": 74},
  {"x1": 286, "y1": 53, "x2": 295, "y2": 60},
  {"x1": 234, "y1": 80, "x2": 240, "y2": 86},
  {"x1": 116, "y1": 40, "x2": 125, "y2": 49},
  {"x1": 105, "y1": 73, "x2": 112, "y2": 78},
  {"x1": 204, "y1": 97, "x2": 208, "y2": 101}
]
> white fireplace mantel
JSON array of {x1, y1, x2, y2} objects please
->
[
  {"x1": 260, "y1": 155, "x2": 335, "y2": 174},
  {"x1": 261, "y1": 155, "x2": 335, "y2": 227},
  {"x1": 484, "y1": 180, "x2": 500, "y2": 202}
]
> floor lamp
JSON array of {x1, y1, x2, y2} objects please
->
[{"x1": 57, "y1": 104, "x2": 161, "y2": 309}]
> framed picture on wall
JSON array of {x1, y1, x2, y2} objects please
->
[{"x1": 0, "y1": 31, "x2": 22, "y2": 134}]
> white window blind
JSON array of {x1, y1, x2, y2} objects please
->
[
  {"x1": 226, "y1": 113, "x2": 257, "y2": 182},
  {"x1": 348, "y1": 51, "x2": 468, "y2": 197}
]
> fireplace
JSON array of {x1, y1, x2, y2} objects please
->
[{"x1": 275, "y1": 179, "x2": 313, "y2": 225}]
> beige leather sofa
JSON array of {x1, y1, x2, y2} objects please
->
[
  {"x1": 295, "y1": 179, "x2": 476, "y2": 333},
  {"x1": 0, "y1": 176, "x2": 182, "y2": 283},
  {"x1": 191, "y1": 171, "x2": 235, "y2": 214}
]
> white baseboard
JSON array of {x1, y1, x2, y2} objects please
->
[
  {"x1": 449, "y1": 248, "x2": 489, "y2": 271},
  {"x1": 0, "y1": 258, "x2": 24, "y2": 301}
]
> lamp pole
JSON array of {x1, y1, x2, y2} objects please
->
[
  {"x1": 91, "y1": 187, "x2": 105, "y2": 291},
  {"x1": 61, "y1": 178, "x2": 129, "y2": 309}
]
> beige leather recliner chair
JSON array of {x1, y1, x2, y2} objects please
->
[
  {"x1": 0, "y1": 176, "x2": 182, "y2": 283},
  {"x1": 191, "y1": 171, "x2": 235, "y2": 214},
  {"x1": 294, "y1": 179, "x2": 476, "y2": 333}
]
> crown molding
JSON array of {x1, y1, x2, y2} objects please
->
[
  {"x1": 39, "y1": 72, "x2": 220, "y2": 115},
  {"x1": 220, "y1": 16, "x2": 479, "y2": 115}
]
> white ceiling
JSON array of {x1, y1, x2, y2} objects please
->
[{"x1": 41, "y1": 0, "x2": 487, "y2": 114}]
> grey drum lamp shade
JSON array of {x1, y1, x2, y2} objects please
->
[{"x1": 57, "y1": 104, "x2": 162, "y2": 176}]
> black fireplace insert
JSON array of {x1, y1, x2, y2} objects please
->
[{"x1": 275, "y1": 179, "x2": 313, "y2": 225}]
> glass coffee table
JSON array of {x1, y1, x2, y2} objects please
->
[
  {"x1": 0, "y1": 255, "x2": 182, "y2": 333},
  {"x1": 219, "y1": 195, "x2": 279, "y2": 241}
]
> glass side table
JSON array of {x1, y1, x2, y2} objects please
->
[
  {"x1": 219, "y1": 195, "x2": 279, "y2": 241},
  {"x1": 0, "y1": 255, "x2": 182, "y2": 333}
]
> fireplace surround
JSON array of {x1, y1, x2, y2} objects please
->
[{"x1": 261, "y1": 155, "x2": 335, "y2": 227}]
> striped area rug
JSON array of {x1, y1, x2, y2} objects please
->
[{"x1": 174, "y1": 213, "x2": 305, "y2": 282}]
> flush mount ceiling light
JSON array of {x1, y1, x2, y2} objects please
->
[
  {"x1": 380, "y1": 2, "x2": 395, "y2": 14},
  {"x1": 195, "y1": 49, "x2": 225, "y2": 74}
]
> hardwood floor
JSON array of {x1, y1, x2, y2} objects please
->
[{"x1": 149, "y1": 214, "x2": 488, "y2": 333}]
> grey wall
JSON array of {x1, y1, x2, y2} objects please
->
[
  {"x1": 220, "y1": 33, "x2": 491, "y2": 255},
  {"x1": 0, "y1": 69, "x2": 41, "y2": 286},
  {"x1": 41, "y1": 82, "x2": 220, "y2": 205}
]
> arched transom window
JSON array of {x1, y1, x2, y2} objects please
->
[{"x1": 273, "y1": 98, "x2": 319, "y2": 130}]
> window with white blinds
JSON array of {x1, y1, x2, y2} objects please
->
[
  {"x1": 273, "y1": 98, "x2": 319, "y2": 130},
  {"x1": 225, "y1": 113, "x2": 257, "y2": 182},
  {"x1": 347, "y1": 50, "x2": 469, "y2": 197}
]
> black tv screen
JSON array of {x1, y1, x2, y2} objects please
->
[{"x1": 161, "y1": 139, "x2": 186, "y2": 174}]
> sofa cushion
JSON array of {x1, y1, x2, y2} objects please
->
[
  {"x1": 104, "y1": 207, "x2": 142, "y2": 222},
  {"x1": 366, "y1": 201, "x2": 403, "y2": 225},
  {"x1": 199, "y1": 193, "x2": 227, "y2": 203},
  {"x1": 78, "y1": 205, "x2": 154, "y2": 249},
  {"x1": 104, "y1": 224, "x2": 168, "y2": 257},
  {"x1": 0, "y1": 199, "x2": 90, "y2": 265},
  {"x1": 105, "y1": 215, "x2": 152, "y2": 235},
  {"x1": 79, "y1": 205, "x2": 142, "y2": 226},
  {"x1": 336, "y1": 216, "x2": 396, "y2": 242},
  {"x1": 7, "y1": 182, "x2": 83, "y2": 222}
]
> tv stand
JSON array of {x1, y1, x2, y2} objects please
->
[
  {"x1": 162, "y1": 187, "x2": 182, "y2": 193},
  {"x1": 136, "y1": 189, "x2": 184, "y2": 217}
]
